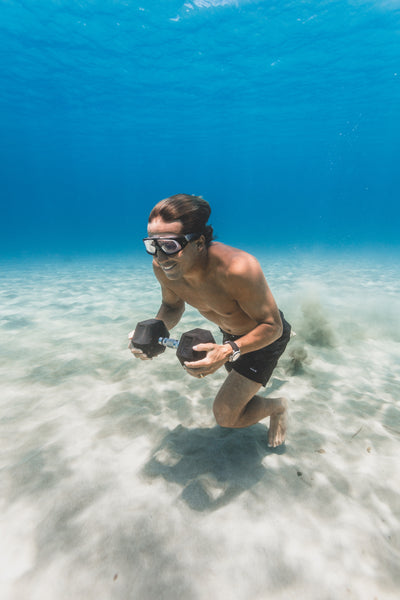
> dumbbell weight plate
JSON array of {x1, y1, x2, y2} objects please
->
[
  {"x1": 131, "y1": 319, "x2": 170, "y2": 358},
  {"x1": 176, "y1": 328, "x2": 216, "y2": 365}
]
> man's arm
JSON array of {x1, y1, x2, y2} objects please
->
[
  {"x1": 155, "y1": 297, "x2": 185, "y2": 331},
  {"x1": 129, "y1": 263, "x2": 185, "y2": 360},
  {"x1": 153, "y1": 263, "x2": 185, "y2": 331},
  {"x1": 225, "y1": 254, "x2": 282, "y2": 355}
]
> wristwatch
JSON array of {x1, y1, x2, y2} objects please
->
[{"x1": 224, "y1": 340, "x2": 241, "y2": 362}]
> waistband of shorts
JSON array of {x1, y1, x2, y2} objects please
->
[{"x1": 219, "y1": 328, "x2": 241, "y2": 341}]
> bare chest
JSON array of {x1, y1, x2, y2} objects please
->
[
  {"x1": 168, "y1": 277, "x2": 257, "y2": 334},
  {"x1": 171, "y1": 279, "x2": 234, "y2": 314},
  {"x1": 172, "y1": 279, "x2": 238, "y2": 319}
]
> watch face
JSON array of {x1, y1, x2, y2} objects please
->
[{"x1": 231, "y1": 350, "x2": 241, "y2": 362}]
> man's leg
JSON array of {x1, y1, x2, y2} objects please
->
[{"x1": 212, "y1": 370, "x2": 287, "y2": 447}]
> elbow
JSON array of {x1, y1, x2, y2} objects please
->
[
  {"x1": 171, "y1": 301, "x2": 185, "y2": 324},
  {"x1": 265, "y1": 317, "x2": 282, "y2": 343},
  {"x1": 176, "y1": 303, "x2": 185, "y2": 320},
  {"x1": 272, "y1": 322, "x2": 283, "y2": 342},
  {"x1": 162, "y1": 300, "x2": 184, "y2": 314},
  {"x1": 275, "y1": 313, "x2": 283, "y2": 340}
]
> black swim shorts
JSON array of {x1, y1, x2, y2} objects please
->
[{"x1": 221, "y1": 311, "x2": 291, "y2": 386}]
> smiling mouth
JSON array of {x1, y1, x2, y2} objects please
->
[{"x1": 160, "y1": 263, "x2": 176, "y2": 271}]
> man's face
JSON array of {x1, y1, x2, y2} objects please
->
[{"x1": 147, "y1": 217, "x2": 201, "y2": 280}]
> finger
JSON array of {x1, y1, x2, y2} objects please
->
[
  {"x1": 192, "y1": 343, "x2": 215, "y2": 352},
  {"x1": 128, "y1": 330, "x2": 135, "y2": 340},
  {"x1": 130, "y1": 348, "x2": 152, "y2": 360},
  {"x1": 184, "y1": 358, "x2": 209, "y2": 369},
  {"x1": 184, "y1": 368, "x2": 204, "y2": 379},
  {"x1": 183, "y1": 363, "x2": 200, "y2": 372},
  {"x1": 129, "y1": 345, "x2": 142, "y2": 354}
]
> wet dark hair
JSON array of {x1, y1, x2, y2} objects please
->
[{"x1": 148, "y1": 194, "x2": 214, "y2": 246}]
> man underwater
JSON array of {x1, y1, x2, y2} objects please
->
[{"x1": 130, "y1": 194, "x2": 291, "y2": 447}]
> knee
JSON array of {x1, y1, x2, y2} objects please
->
[{"x1": 213, "y1": 402, "x2": 238, "y2": 428}]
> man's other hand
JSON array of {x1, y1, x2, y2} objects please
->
[
  {"x1": 184, "y1": 343, "x2": 231, "y2": 378},
  {"x1": 128, "y1": 331, "x2": 152, "y2": 360}
]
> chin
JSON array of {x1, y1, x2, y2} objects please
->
[{"x1": 164, "y1": 270, "x2": 181, "y2": 280}]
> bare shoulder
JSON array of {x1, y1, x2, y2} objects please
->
[
  {"x1": 209, "y1": 242, "x2": 264, "y2": 281},
  {"x1": 209, "y1": 243, "x2": 278, "y2": 322}
]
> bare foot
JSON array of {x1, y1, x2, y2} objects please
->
[{"x1": 268, "y1": 397, "x2": 288, "y2": 447}]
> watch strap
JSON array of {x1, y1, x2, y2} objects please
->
[{"x1": 224, "y1": 340, "x2": 241, "y2": 362}]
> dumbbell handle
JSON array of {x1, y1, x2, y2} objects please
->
[
  {"x1": 158, "y1": 337, "x2": 179, "y2": 350},
  {"x1": 160, "y1": 330, "x2": 214, "y2": 364}
]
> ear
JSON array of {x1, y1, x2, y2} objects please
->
[{"x1": 197, "y1": 235, "x2": 206, "y2": 250}]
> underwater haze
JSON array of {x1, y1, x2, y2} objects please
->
[
  {"x1": 1, "y1": 0, "x2": 400, "y2": 254},
  {"x1": 1, "y1": 2, "x2": 400, "y2": 600}
]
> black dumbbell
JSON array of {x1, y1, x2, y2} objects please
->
[{"x1": 130, "y1": 318, "x2": 215, "y2": 364}]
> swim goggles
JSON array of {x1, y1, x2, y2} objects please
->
[{"x1": 143, "y1": 233, "x2": 201, "y2": 256}]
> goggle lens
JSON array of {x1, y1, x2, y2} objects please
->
[
  {"x1": 143, "y1": 233, "x2": 201, "y2": 256},
  {"x1": 143, "y1": 238, "x2": 182, "y2": 255}
]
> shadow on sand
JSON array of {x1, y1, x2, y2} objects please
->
[{"x1": 143, "y1": 424, "x2": 285, "y2": 512}]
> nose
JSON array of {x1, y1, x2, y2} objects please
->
[{"x1": 154, "y1": 246, "x2": 168, "y2": 262}]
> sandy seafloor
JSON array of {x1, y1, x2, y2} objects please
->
[{"x1": 1, "y1": 250, "x2": 399, "y2": 600}]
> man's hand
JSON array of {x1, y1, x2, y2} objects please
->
[
  {"x1": 128, "y1": 330, "x2": 152, "y2": 360},
  {"x1": 184, "y1": 343, "x2": 232, "y2": 378}
]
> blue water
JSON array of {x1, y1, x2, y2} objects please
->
[
  {"x1": 2, "y1": 5, "x2": 400, "y2": 598},
  {"x1": 1, "y1": 0, "x2": 399, "y2": 256}
]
